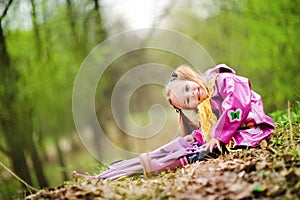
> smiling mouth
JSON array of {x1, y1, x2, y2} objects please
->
[
  {"x1": 197, "y1": 88, "x2": 201, "y2": 99},
  {"x1": 197, "y1": 87, "x2": 207, "y2": 102}
]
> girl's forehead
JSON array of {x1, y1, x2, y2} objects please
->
[
  {"x1": 169, "y1": 91, "x2": 182, "y2": 108},
  {"x1": 168, "y1": 80, "x2": 186, "y2": 107},
  {"x1": 168, "y1": 79, "x2": 196, "y2": 92},
  {"x1": 169, "y1": 79, "x2": 186, "y2": 89}
]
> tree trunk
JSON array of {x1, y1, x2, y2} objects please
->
[
  {"x1": 27, "y1": 0, "x2": 50, "y2": 187},
  {"x1": 1, "y1": 121, "x2": 34, "y2": 188},
  {"x1": 92, "y1": 0, "x2": 107, "y2": 42},
  {"x1": 25, "y1": 111, "x2": 49, "y2": 187},
  {"x1": 66, "y1": 0, "x2": 78, "y2": 42},
  {"x1": 83, "y1": 0, "x2": 107, "y2": 46},
  {"x1": 55, "y1": 138, "x2": 69, "y2": 181},
  {"x1": 0, "y1": 2, "x2": 34, "y2": 190},
  {"x1": 0, "y1": 23, "x2": 9, "y2": 68},
  {"x1": 29, "y1": 143, "x2": 49, "y2": 187},
  {"x1": 30, "y1": 0, "x2": 42, "y2": 58},
  {"x1": 65, "y1": 0, "x2": 87, "y2": 55}
]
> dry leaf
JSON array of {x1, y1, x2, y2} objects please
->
[{"x1": 259, "y1": 139, "x2": 268, "y2": 149}]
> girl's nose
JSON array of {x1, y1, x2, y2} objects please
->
[{"x1": 191, "y1": 89, "x2": 197, "y2": 97}]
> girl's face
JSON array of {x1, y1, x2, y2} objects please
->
[{"x1": 168, "y1": 80, "x2": 208, "y2": 110}]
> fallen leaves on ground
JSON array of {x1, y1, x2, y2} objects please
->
[{"x1": 26, "y1": 122, "x2": 300, "y2": 200}]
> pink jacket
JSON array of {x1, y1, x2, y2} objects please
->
[{"x1": 192, "y1": 64, "x2": 274, "y2": 147}]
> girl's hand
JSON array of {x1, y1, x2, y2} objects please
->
[
  {"x1": 183, "y1": 135, "x2": 195, "y2": 142},
  {"x1": 203, "y1": 138, "x2": 222, "y2": 153}
]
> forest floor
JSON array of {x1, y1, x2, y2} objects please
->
[{"x1": 26, "y1": 120, "x2": 300, "y2": 200}]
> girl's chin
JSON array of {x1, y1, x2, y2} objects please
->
[{"x1": 199, "y1": 95, "x2": 209, "y2": 103}]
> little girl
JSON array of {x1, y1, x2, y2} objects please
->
[
  {"x1": 74, "y1": 64, "x2": 275, "y2": 179},
  {"x1": 165, "y1": 64, "x2": 274, "y2": 152}
]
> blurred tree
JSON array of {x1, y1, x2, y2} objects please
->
[
  {"x1": 83, "y1": 0, "x2": 107, "y2": 48},
  {"x1": 1, "y1": 0, "x2": 110, "y2": 193},
  {"x1": 21, "y1": 0, "x2": 49, "y2": 187},
  {"x1": 0, "y1": 0, "x2": 34, "y2": 189},
  {"x1": 66, "y1": 0, "x2": 78, "y2": 43},
  {"x1": 30, "y1": 0, "x2": 42, "y2": 57}
]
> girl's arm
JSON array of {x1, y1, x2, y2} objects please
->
[{"x1": 211, "y1": 74, "x2": 252, "y2": 144}]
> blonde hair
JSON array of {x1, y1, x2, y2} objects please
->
[{"x1": 166, "y1": 65, "x2": 208, "y2": 136}]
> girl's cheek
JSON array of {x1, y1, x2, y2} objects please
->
[{"x1": 191, "y1": 99, "x2": 198, "y2": 108}]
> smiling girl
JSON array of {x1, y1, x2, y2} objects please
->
[
  {"x1": 74, "y1": 64, "x2": 275, "y2": 180},
  {"x1": 166, "y1": 64, "x2": 274, "y2": 152}
]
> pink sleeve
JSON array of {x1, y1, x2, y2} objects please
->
[
  {"x1": 211, "y1": 75, "x2": 252, "y2": 143},
  {"x1": 191, "y1": 129, "x2": 206, "y2": 145}
]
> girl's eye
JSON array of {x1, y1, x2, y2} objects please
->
[
  {"x1": 186, "y1": 97, "x2": 190, "y2": 105},
  {"x1": 185, "y1": 84, "x2": 189, "y2": 92}
]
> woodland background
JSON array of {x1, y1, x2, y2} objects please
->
[{"x1": 0, "y1": 0, "x2": 299, "y2": 198}]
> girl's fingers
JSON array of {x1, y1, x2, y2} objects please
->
[
  {"x1": 202, "y1": 139, "x2": 222, "y2": 153},
  {"x1": 216, "y1": 140, "x2": 222, "y2": 153},
  {"x1": 209, "y1": 143, "x2": 214, "y2": 153}
]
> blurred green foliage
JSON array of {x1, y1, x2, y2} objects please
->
[
  {"x1": 170, "y1": 0, "x2": 299, "y2": 112},
  {"x1": 0, "y1": 0, "x2": 299, "y2": 198}
]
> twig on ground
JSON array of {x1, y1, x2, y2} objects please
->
[
  {"x1": 266, "y1": 146, "x2": 278, "y2": 154},
  {"x1": 0, "y1": 161, "x2": 38, "y2": 192},
  {"x1": 287, "y1": 101, "x2": 294, "y2": 149}
]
